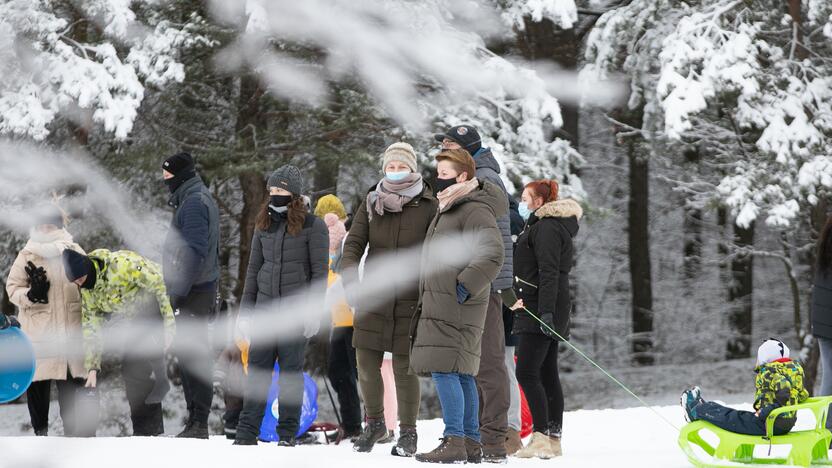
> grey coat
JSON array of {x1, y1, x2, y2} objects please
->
[
  {"x1": 409, "y1": 181, "x2": 506, "y2": 376},
  {"x1": 241, "y1": 214, "x2": 329, "y2": 320},
  {"x1": 472, "y1": 148, "x2": 513, "y2": 291}
]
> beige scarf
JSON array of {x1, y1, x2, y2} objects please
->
[{"x1": 437, "y1": 178, "x2": 479, "y2": 212}]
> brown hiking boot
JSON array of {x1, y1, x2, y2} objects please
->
[
  {"x1": 415, "y1": 436, "x2": 467, "y2": 464},
  {"x1": 465, "y1": 438, "x2": 483, "y2": 464},
  {"x1": 353, "y1": 418, "x2": 388, "y2": 453},
  {"x1": 505, "y1": 428, "x2": 522, "y2": 455},
  {"x1": 482, "y1": 441, "x2": 507, "y2": 464}
]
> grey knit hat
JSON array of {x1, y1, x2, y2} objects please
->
[
  {"x1": 382, "y1": 142, "x2": 418, "y2": 173},
  {"x1": 267, "y1": 165, "x2": 304, "y2": 195}
]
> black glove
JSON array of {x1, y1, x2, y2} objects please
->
[
  {"x1": 25, "y1": 261, "x2": 50, "y2": 304},
  {"x1": 539, "y1": 312, "x2": 558, "y2": 340}
]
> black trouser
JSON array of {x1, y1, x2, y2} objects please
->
[
  {"x1": 236, "y1": 332, "x2": 307, "y2": 441},
  {"x1": 692, "y1": 401, "x2": 793, "y2": 436},
  {"x1": 121, "y1": 298, "x2": 166, "y2": 436},
  {"x1": 516, "y1": 333, "x2": 564, "y2": 434},
  {"x1": 327, "y1": 326, "x2": 361, "y2": 432},
  {"x1": 26, "y1": 378, "x2": 85, "y2": 435},
  {"x1": 174, "y1": 289, "x2": 217, "y2": 425}
]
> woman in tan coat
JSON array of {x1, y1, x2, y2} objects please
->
[{"x1": 6, "y1": 207, "x2": 86, "y2": 436}]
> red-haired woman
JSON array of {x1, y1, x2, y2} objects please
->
[{"x1": 510, "y1": 180, "x2": 582, "y2": 459}]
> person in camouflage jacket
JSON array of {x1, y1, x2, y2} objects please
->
[
  {"x1": 681, "y1": 338, "x2": 808, "y2": 436},
  {"x1": 754, "y1": 358, "x2": 809, "y2": 421},
  {"x1": 63, "y1": 248, "x2": 175, "y2": 436}
]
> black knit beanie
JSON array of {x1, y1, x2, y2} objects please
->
[{"x1": 62, "y1": 249, "x2": 94, "y2": 282}]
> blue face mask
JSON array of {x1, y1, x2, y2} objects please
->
[
  {"x1": 518, "y1": 202, "x2": 533, "y2": 220},
  {"x1": 385, "y1": 171, "x2": 410, "y2": 182}
]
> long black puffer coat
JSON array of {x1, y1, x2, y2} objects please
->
[{"x1": 512, "y1": 199, "x2": 582, "y2": 340}]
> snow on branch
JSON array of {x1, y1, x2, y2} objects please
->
[{"x1": 0, "y1": 0, "x2": 211, "y2": 141}]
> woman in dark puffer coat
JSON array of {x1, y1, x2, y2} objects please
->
[
  {"x1": 410, "y1": 149, "x2": 505, "y2": 464},
  {"x1": 510, "y1": 180, "x2": 582, "y2": 460},
  {"x1": 234, "y1": 165, "x2": 329, "y2": 446}
]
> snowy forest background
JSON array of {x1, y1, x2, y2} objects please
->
[{"x1": 1, "y1": 0, "x2": 832, "y2": 433}]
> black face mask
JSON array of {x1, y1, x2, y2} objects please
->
[
  {"x1": 270, "y1": 195, "x2": 293, "y2": 207},
  {"x1": 165, "y1": 169, "x2": 196, "y2": 194},
  {"x1": 434, "y1": 176, "x2": 457, "y2": 194}
]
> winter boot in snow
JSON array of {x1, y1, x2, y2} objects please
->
[
  {"x1": 504, "y1": 428, "x2": 522, "y2": 455},
  {"x1": 232, "y1": 438, "x2": 257, "y2": 446},
  {"x1": 680, "y1": 386, "x2": 702, "y2": 422},
  {"x1": 465, "y1": 438, "x2": 483, "y2": 464},
  {"x1": 392, "y1": 425, "x2": 418, "y2": 457},
  {"x1": 177, "y1": 420, "x2": 209, "y2": 439},
  {"x1": 378, "y1": 429, "x2": 395, "y2": 444},
  {"x1": 278, "y1": 436, "x2": 297, "y2": 447},
  {"x1": 547, "y1": 423, "x2": 562, "y2": 457},
  {"x1": 415, "y1": 436, "x2": 467, "y2": 464},
  {"x1": 34, "y1": 428, "x2": 48, "y2": 437},
  {"x1": 353, "y1": 418, "x2": 388, "y2": 453},
  {"x1": 482, "y1": 441, "x2": 507, "y2": 464},
  {"x1": 515, "y1": 432, "x2": 556, "y2": 459}
]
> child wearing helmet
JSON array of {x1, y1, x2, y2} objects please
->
[{"x1": 680, "y1": 338, "x2": 809, "y2": 436}]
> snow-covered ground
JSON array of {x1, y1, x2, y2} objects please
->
[{"x1": 0, "y1": 404, "x2": 696, "y2": 468}]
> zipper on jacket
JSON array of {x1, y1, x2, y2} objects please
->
[{"x1": 515, "y1": 276, "x2": 537, "y2": 289}]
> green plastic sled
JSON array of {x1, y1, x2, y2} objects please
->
[{"x1": 678, "y1": 397, "x2": 832, "y2": 467}]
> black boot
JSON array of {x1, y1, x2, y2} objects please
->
[
  {"x1": 353, "y1": 418, "x2": 388, "y2": 453},
  {"x1": 392, "y1": 425, "x2": 418, "y2": 457},
  {"x1": 278, "y1": 436, "x2": 297, "y2": 447},
  {"x1": 233, "y1": 438, "x2": 257, "y2": 446},
  {"x1": 177, "y1": 420, "x2": 209, "y2": 439}
]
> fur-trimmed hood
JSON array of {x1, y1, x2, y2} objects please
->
[
  {"x1": 535, "y1": 198, "x2": 583, "y2": 220},
  {"x1": 534, "y1": 199, "x2": 581, "y2": 238}
]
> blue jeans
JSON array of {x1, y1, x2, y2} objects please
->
[{"x1": 432, "y1": 372, "x2": 480, "y2": 441}]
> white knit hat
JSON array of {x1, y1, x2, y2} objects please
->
[
  {"x1": 756, "y1": 338, "x2": 790, "y2": 366},
  {"x1": 382, "y1": 142, "x2": 418, "y2": 173}
]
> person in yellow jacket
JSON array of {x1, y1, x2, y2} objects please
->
[
  {"x1": 321, "y1": 207, "x2": 362, "y2": 439},
  {"x1": 62, "y1": 248, "x2": 175, "y2": 436}
]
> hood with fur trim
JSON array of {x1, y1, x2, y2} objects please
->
[{"x1": 534, "y1": 199, "x2": 582, "y2": 238}]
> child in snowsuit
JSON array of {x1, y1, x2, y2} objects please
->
[{"x1": 681, "y1": 338, "x2": 809, "y2": 436}]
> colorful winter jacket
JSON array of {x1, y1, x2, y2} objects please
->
[
  {"x1": 753, "y1": 358, "x2": 809, "y2": 421},
  {"x1": 81, "y1": 249, "x2": 175, "y2": 371}
]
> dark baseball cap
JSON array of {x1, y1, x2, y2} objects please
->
[{"x1": 434, "y1": 125, "x2": 482, "y2": 154}]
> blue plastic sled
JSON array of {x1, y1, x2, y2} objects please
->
[
  {"x1": 0, "y1": 326, "x2": 36, "y2": 403},
  {"x1": 258, "y1": 361, "x2": 318, "y2": 442}
]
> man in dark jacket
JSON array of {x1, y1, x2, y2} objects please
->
[
  {"x1": 436, "y1": 125, "x2": 512, "y2": 461},
  {"x1": 162, "y1": 152, "x2": 220, "y2": 439}
]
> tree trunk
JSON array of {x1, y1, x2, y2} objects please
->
[
  {"x1": 727, "y1": 221, "x2": 754, "y2": 359},
  {"x1": 802, "y1": 200, "x2": 828, "y2": 393},
  {"x1": 628, "y1": 141, "x2": 654, "y2": 365},
  {"x1": 516, "y1": 18, "x2": 579, "y2": 147},
  {"x1": 232, "y1": 75, "x2": 267, "y2": 302},
  {"x1": 682, "y1": 148, "x2": 702, "y2": 287}
]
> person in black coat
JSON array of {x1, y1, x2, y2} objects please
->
[
  {"x1": 161, "y1": 152, "x2": 221, "y2": 439},
  {"x1": 233, "y1": 165, "x2": 329, "y2": 446},
  {"x1": 510, "y1": 180, "x2": 582, "y2": 459},
  {"x1": 812, "y1": 216, "x2": 832, "y2": 397}
]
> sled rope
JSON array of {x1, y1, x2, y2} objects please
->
[{"x1": 521, "y1": 307, "x2": 681, "y2": 431}]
